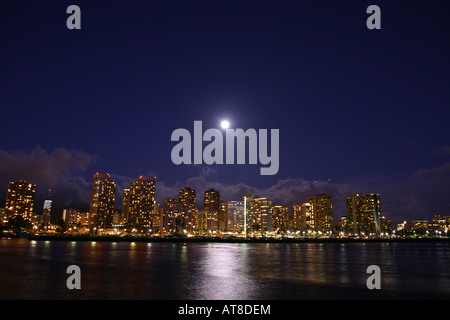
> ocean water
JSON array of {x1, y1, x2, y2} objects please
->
[{"x1": 0, "y1": 238, "x2": 449, "y2": 299}]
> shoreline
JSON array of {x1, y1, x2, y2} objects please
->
[{"x1": 22, "y1": 234, "x2": 450, "y2": 244}]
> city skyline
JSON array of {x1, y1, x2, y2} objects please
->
[
  {"x1": 3, "y1": 172, "x2": 449, "y2": 238},
  {"x1": 1, "y1": 1, "x2": 449, "y2": 228},
  {"x1": 2, "y1": 1, "x2": 450, "y2": 304}
]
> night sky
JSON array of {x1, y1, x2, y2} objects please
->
[{"x1": 1, "y1": 0, "x2": 449, "y2": 224}]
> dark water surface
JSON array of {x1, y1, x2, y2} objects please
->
[{"x1": 0, "y1": 239, "x2": 449, "y2": 299}]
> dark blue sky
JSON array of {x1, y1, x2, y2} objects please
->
[{"x1": 1, "y1": 0, "x2": 449, "y2": 224}]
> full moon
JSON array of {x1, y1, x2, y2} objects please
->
[{"x1": 220, "y1": 120, "x2": 230, "y2": 129}]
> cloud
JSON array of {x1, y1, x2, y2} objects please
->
[
  {"x1": 435, "y1": 145, "x2": 450, "y2": 156},
  {"x1": 412, "y1": 162, "x2": 450, "y2": 178},
  {"x1": 381, "y1": 196, "x2": 430, "y2": 223},
  {"x1": 0, "y1": 147, "x2": 99, "y2": 217},
  {"x1": 402, "y1": 196, "x2": 429, "y2": 217},
  {"x1": 2, "y1": 147, "x2": 447, "y2": 227},
  {"x1": 200, "y1": 166, "x2": 216, "y2": 177},
  {"x1": 355, "y1": 168, "x2": 450, "y2": 224},
  {"x1": 0, "y1": 146, "x2": 357, "y2": 222},
  {"x1": 48, "y1": 176, "x2": 92, "y2": 210},
  {"x1": 0, "y1": 146, "x2": 98, "y2": 186},
  {"x1": 153, "y1": 176, "x2": 355, "y2": 221}
]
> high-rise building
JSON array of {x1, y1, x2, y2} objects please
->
[
  {"x1": 337, "y1": 216, "x2": 347, "y2": 235},
  {"x1": 204, "y1": 189, "x2": 224, "y2": 231},
  {"x1": 41, "y1": 199, "x2": 52, "y2": 226},
  {"x1": 292, "y1": 202, "x2": 313, "y2": 232},
  {"x1": 162, "y1": 198, "x2": 185, "y2": 235},
  {"x1": 5, "y1": 181, "x2": 36, "y2": 220},
  {"x1": 112, "y1": 210, "x2": 122, "y2": 225},
  {"x1": 308, "y1": 194, "x2": 333, "y2": 233},
  {"x1": 292, "y1": 194, "x2": 333, "y2": 235},
  {"x1": 38, "y1": 188, "x2": 52, "y2": 226},
  {"x1": 196, "y1": 209, "x2": 219, "y2": 235},
  {"x1": 219, "y1": 201, "x2": 227, "y2": 232},
  {"x1": 152, "y1": 201, "x2": 160, "y2": 234},
  {"x1": 179, "y1": 187, "x2": 196, "y2": 233},
  {"x1": 204, "y1": 189, "x2": 220, "y2": 211},
  {"x1": 179, "y1": 187, "x2": 196, "y2": 210},
  {"x1": 196, "y1": 210, "x2": 208, "y2": 236},
  {"x1": 89, "y1": 173, "x2": 116, "y2": 230},
  {"x1": 163, "y1": 198, "x2": 180, "y2": 208},
  {"x1": 121, "y1": 188, "x2": 130, "y2": 224},
  {"x1": 346, "y1": 193, "x2": 381, "y2": 237},
  {"x1": 63, "y1": 208, "x2": 80, "y2": 226},
  {"x1": 226, "y1": 200, "x2": 245, "y2": 233},
  {"x1": 63, "y1": 209, "x2": 90, "y2": 231},
  {"x1": 128, "y1": 176, "x2": 156, "y2": 233},
  {"x1": 0, "y1": 208, "x2": 6, "y2": 225},
  {"x1": 78, "y1": 212, "x2": 90, "y2": 227},
  {"x1": 379, "y1": 216, "x2": 392, "y2": 235},
  {"x1": 271, "y1": 205, "x2": 289, "y2": 232},
  {"x1": 180, "y1": 187, "x2": 195, "y2": 211},
  {"x1": 246, "y1": 197, "x2": 272, "y2": 233}
]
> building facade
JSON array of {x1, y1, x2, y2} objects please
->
[
  {"x1": 121, "y1": 188, "x2": 130, "y2": 225},
  {"x1": 89, "y1": 173, "x2": 116, "y2": 230},
  {"x1": 246, "y1": 196, "x2": 272, "y2": 233},
  {"x1": 128, "y1": 176, "x2": 156, "y2": 233},
  {"x1": 346, "y1": 193, "x2": 381, "y2": 237},
  {"x1": 204, "y1": 189, "x2": 220, "y2": 212},
  {"x1": 271, "y1": 205, "x2": 289, "y2": 232},
  {"x1": 5, "y1": 181, "x2": 36, "y2": 220},
  {"x1": 179, "y1": 187, "x2": 196, "y2": 210},
  {"x1": 292, "y1": 202, "x2": 313, "y2": 232},
  {"x1": 226, "y1": 200, "x2": 245, "y2": 234},
  {"x1": 307, "y1": 194, "x2": 333, "y2": 233}
]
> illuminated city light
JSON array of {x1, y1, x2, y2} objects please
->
[{"x1": 2, "y1": 178, "x2": 449, "y2": 240}]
